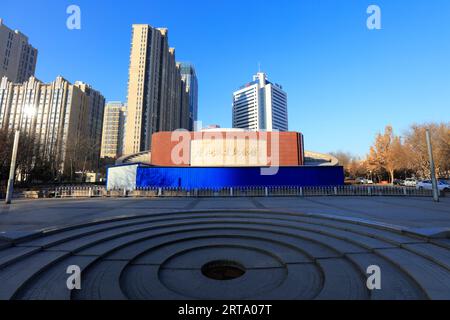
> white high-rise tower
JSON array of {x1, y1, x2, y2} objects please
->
[{"x1": 232, "y1": 72, "x2": 288, "y2": 131}]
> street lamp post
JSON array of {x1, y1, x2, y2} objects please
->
[
  {"x1": 425, "y1": 129, "x2": 439, "y2": 202},
  {"x1": 5, "y1": 103, "x2": 37, "y2": 204},
  {"x1": 5, "y1": 130, "x2": 20, "y2": 205}
]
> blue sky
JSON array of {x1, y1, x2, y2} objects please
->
[{"x1": 2, "y1": 0, "x2": 449, "y2": 156}]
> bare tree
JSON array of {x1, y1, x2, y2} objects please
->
[
  {"x1": 0, "y1": 128, "x2": 57, "y2": 184},
  {"x1": 330, "y1": 151, "x2": 367, "y2": 178},
  {"x1": 63, "y1": 135, "x2": 101, "y2": 181}
]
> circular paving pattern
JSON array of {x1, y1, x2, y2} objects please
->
[{"x1": 0, "y1": 210, "x2": 449, "y2": 300}]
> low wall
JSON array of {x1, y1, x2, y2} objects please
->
[{"x1": 135, "y1": 166, "x2": 345, "y2": 190}]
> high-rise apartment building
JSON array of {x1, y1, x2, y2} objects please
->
[
  {"x1": 74, "y1": 81, "x2": 106, "y2": 169},
  {"x1": 124, "y1": 24, "x2": 194, "y2": 155},
  {"x1": 0, "y1": 19, "x2": 38, "y2": 83},
  {"x1": 177, "y1": 62, "x2": 191, "y2": 132},
  {"x1": 179, "y1": 63, "x2": 198, "y2": 131},
  {"x1": 100, "y1": 102, "x2": 127, "y2": 159},
  {"x1": 0, "y1": 76, "x2": 105, "y2": 174},
  {"x1": 232, "y1": 72, "x2": 288, "y2": 132}
]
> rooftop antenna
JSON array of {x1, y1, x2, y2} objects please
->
[{"x1": 258, "y1": 62, "x2": 261, "y2": 73}]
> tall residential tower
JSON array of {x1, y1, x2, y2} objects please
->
[
  {"x1": 232, "y1": 72, "x2": 288, "y2": 132},
  {"x1": 0, "y1": 76, "x2": 105, "y2": 174},
  {"x1": 0, "y1": 19, "x2": 38, "y2": 83},
  {"x1": 100, "y1": 102, "x2": 127, "y2": 159},
  {"x1": 124, "y1": 24, "x2": 194, "y2": 155},
  {"x1": 180, "y1": 63, "x2": 198, "y2": 131}
]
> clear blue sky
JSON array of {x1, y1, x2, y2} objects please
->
[{"x1": 2, "y1": 0, "x2": 449, "y2": 156}]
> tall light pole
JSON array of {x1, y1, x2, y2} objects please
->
[
  {"x1": 5, "y1": 130, "x2": 20, "y2": 205},
  {"x1": 426, "y1": 129, "x2": 439, "y2": 202}
]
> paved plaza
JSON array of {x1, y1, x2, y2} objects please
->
[{"x1": 0, "y1": 196, "x2": 449, "y2": 300}]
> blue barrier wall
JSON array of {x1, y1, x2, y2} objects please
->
[{"x1": 136, "y1": 166, "x2": 344, "y2": 190}]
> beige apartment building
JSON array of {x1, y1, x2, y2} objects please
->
[
  {"x1": 0, "y1": 19, "x2": 38, "y2": 83},
  {"x1": 0, "y1": 75, "x2": 105, "y2": 175},
  {"x1": 73, "y1": 81, "x2": 106, "y2": 169},
  {"x1": 123, "y1": 24, "x2": 193, "y2": 156},
  {"x1": 100, "y1": 102, "x2": 127, "y2": 159}
]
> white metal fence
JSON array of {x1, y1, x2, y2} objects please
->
[
  {"x1": 54, "y1": 186, "x2": 107, "y2": 198},
  {"x1": 46, "y1": 185, "x2": 436, "y2": 198}
]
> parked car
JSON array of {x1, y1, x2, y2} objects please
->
[
  {"x1": 393, "y1": 179, "x2": 404, "y2": 186},
  {"x1": 355, "y1": 177, "x2": 374, "y2": 185},
  {"x1": 416, "y1": 180, "x2": 450, "y2": 192},
  {"x1": 404, "y1": 178, "x2": 418, "y2": 187}
]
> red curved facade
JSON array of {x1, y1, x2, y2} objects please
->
[{"x1": 150, "y1": 131, "x2": 305, "y2": 167}]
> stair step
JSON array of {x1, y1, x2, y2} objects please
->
[
  {"x1": 375, "y1": 248, "x2": 450, "y2": 300},
  {"x1": 19, "y1": 217, "x2": 158, "y2": 248},
  {"x1": 72, "y1": 261, "x2": 129, "y2": 300},
  {"x1": 254, "y1": 264, "x2": 322, "y2": 300},
  {"x1": 102, "y1": 227, "x2": 363, "y2": 262},
  {"x1": 132, "y1": 235, "x2": 311, "y2": 266},
  {"x1": 14, "y1": 256, "x2": 98, "y2": 300},
  {"x1": 0, "y1": 247, "x2": 41, "y2": 269},
  {"x1": 346, "y1": 253, "x2": 427, "y2": 300},
  {"x1": 0, "y1": 240, "x2": 12, "y2": 250},
  {"x1": 157, "y1": 267, "x2": 288, "y2": 300},
  {"x1": 46, "y1": 222, "x2": 172, "y2": 252},
  {"x1": 306, "y1": 218, "x2": 425, "y2": 244},
  {"x1": 314, "y1": 258, "x2": 369, "y2": 300},
  {"x1": 0, "y1": 251, "x2": 69, "y2": 300},
  {"x1": 122, "y1": 265, "x2": 189, "y2": 300},
  {"x1": 0, "y1": 231, "x2": 42, "y2": 243},
  {"x1": 402, "y1": 243, "x2": 450, "y2": 271},
  {"x1": 297, "y1": 224, "x2": 396, "y2": 250},
  {"x1": 431, "y1": 239, "x2": 450, "y2": 250}
]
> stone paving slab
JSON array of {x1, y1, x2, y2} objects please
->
[{"x1": 1, "y1": 197, "x2": 449, "y2": 232}]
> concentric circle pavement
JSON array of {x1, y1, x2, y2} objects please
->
[{"x1": 0, "y1": 209, "x2": 449, "y2": 300}]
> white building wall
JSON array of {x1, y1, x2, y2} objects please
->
[
  {"x1": 232, "y1": 72, "x2": 288, "y2": 132},
  {"x1": 107, "y1": 164, "x2": 138, "y2": 191},
  {"x1": 232, "y1": 83, "x2": 259, "y2": 130}
]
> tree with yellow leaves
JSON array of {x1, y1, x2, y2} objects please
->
[{"x1": 367, "y1": 126, "x2": 407, "y2": 184}]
